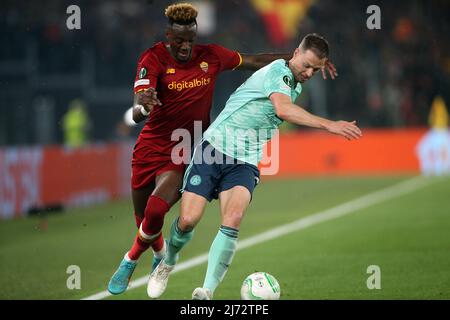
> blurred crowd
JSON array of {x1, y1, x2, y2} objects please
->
[
  {"x1": 1, "y1": 0, "x2": 449, "y2": 146},
  {"x1": 303, "y1": 0, "x2": 450, "y2": 127}
]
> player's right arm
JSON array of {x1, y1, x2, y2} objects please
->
[
  {"x1": 131, "y1": 51, "x2": 163, "y2": 123},
  {"x1": 270, "y1": 92, "x2": 362, "y2": 140},
  {"x1": 132, "y1": 89, "x2": 162, "y2": 123}
]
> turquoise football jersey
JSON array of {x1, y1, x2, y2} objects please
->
[{"x1": 203, "y1": 59, "x2": 302, "y2": 166}]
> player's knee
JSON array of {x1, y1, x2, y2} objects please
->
[
  {"x1": 223, "y1": 210, "x2": 245, "y2": 228},
  {"x1": 178, "y1": 214, "x2": 197, "y2": 232}
]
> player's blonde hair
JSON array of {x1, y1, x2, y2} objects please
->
[{"x1": 165, "y1": 3, "x2": 198, "y2": 25}]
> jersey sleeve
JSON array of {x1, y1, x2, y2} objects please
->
[
  {"x1": 209, "y1": 44, "x2": 242, "y2": 72},
  {"x1": 262, "y1": 62, "x2": 293, "y2": 98},
  {"x1": 133, "y1": 51, "x2": 162, "y2": 94}
]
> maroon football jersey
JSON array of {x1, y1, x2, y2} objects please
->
[{"x1": 132, "y1": 42, "x2": 242, "y2": 164}]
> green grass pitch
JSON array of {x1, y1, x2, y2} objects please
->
[{"x1": 1, "y1": 175, "x2": 449, "y2": 300}]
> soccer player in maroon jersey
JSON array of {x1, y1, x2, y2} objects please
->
[{"x1": 108, "y1": 2, "x2": 337, "y2": 296}]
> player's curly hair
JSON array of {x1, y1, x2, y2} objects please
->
[{"x1": 165, "y1": 3, "x2": 198, "y2": 25}]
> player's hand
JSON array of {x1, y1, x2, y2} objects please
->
[
  {"x1": 321, "y1": 61, "x2": 338, "y2": 80},
  {"x1": 327, "y1": 120, "x2": 362, "y2": 140},
  {"x1": 138, "y1": 88, "x2": 162, "y2": 112}
]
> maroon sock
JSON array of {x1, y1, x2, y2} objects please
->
[
  {"x1": 127, "y1": 196, "x2": 170, "y2": 260},
  {"x1": 141, "y1": 195, "x2": 170, "y2": 236},
  {"x1": 151, "y1": 232, "x2": 165, "y2": 253},
  {"x1": 128, "y1": 231, "x2": 152, "y2": 261}
]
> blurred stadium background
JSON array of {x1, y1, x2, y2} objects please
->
[{"x1": 1, "y1": 0, "x2": 449, "y2": 300}]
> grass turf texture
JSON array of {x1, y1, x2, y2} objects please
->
[{"x1": 1, "y1": 176, "x2": 449, "y2": 299}]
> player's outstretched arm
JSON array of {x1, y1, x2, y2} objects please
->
[
  {"x1": 132, "y1": 88, "x2": 162, "y2": 123},
  {"x1": 239, "y1": 54, "x2": 338, "y2": 79},
  {"x1": 270, "y1": 92, "x2": 362, "y2": 140},
  {"x1": 238, "y1": 53, "x2": 292, "y2": 71}
]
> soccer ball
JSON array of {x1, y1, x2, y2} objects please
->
[{"x1": 240, "y1": 272, "x2": 281, "y2": 300}]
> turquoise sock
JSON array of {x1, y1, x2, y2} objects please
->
[
  {"x1": 165, "y1": 217, "x2": 194, "y2": 266},
  {"x1": 203, "y1": 225, "x2": 238, "y2": 293}
]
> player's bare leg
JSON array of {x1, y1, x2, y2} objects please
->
[
  {"x1": 153, "y1": 170, "x2": 184, "y2": 205},
  {"x1": 193, "y1": 186, "x2": 251, "y2": 300},
  {"x1": 132, "y1": 170, "x2": 182, "y2": 265},
  {"x1": 147, "y1": 191, "x2": 207, "y2": 298},
  {"x1": 107, "y1": 182, "x2": 154, "y2": 295},
  {"x1": 108, "y1": 170, "x2": 182, "y2": 295},
  {"x1": 128, "y1": 170, "x2": 182, "y2": 262},
  {"x1": 178, "y1": 191, "x2": 209, "y2": 231},
  {"x1": 218, "y1": 186, "x2": 251, "y2": 229},
  {"x1": 131, "y1": 182, "x2": 155, "y2": 228},
  {"x1": 146, "y1": 170, "x2": 183, "y2": 268}
]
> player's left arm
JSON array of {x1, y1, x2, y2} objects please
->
[
  {"x1": 239, "y1": 53, "x2": 338, "y2": 79},
  {"x1": 238, "y1": 53, "x2": 291, "y2": 71}
]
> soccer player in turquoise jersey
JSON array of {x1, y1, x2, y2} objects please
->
[
  {"x1": 147, "y1": 33, "x2": 362, "y2": 299},
  {"x1": 107, "y1": 3, "x2": 338, "y2": 297}
]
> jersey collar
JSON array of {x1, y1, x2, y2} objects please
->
[{"x1": 285, "y1": 60, "x2": 300, "y2": 90}]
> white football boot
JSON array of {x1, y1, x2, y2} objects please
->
[
  {"x1": 192, "y1": 287, "x2": 213, "y2": 300},
  {"x1": 147, "y1": 260, "x2": 174, "y2": 298}
]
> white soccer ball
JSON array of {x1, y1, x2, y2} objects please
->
[{"x1": 240, "y1": 272, "x2": 281, "y2": 300}]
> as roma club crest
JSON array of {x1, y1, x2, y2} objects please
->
[{"x1": 200, "y1": 61, "x2": 208, "y2": 73}]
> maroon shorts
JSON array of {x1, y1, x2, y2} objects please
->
[{"x1": 131, "y1": 159, "x2": 185, "y2": 190}]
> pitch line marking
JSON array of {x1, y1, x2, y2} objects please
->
[{"x1": 82, "y1": 176, "x2": 432, "y2": 300}]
